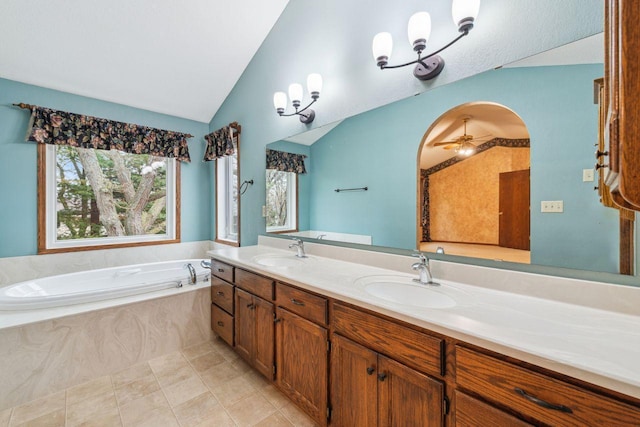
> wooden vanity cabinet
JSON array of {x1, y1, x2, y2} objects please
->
[
  {"x1": 331, "y1": 333, "x2": 444, "y2": 427},
  {"x1": 233, "y1": 270, "x2": 275, "y2": 380},
  {"x1": 210, "y1": 260, "x2": 235, "y2": 346},
  {"x1": 274, "y1": 283, "x2": 329, "y2": 426},
  {"x1": 455, "y1": 346, "x2": 640, "y2": 426}
]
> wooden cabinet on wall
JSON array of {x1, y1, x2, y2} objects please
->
[
  {"x1": 274, "y1": 283, "x2": 329, "y2": 426},
  {"x1": 603, "y1": 0, "x2": 640, "y2": 210}
]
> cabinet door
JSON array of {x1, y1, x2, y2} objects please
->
[
  {"x1": 276, "y1": 307, "x2": 328, "y2": 426},
  {"x1": 378, "y1": 355, "x2": 444, "y2": 427},
  {"x1": 234, "y1": 288, "x2": 254, "y2": 362},
  {"x1": 330, "y1": 334, "x2": 378, "y2": 427},
  {"x1": 254, "y1": 296, "x2": 275, "y2": 380}
]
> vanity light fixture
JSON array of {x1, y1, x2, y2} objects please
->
[
  {"x1": 273, "y1": 73, "x2": 322, "y2": 124},
  {"x1": 372, "y1": 0, "x2": 480, "y2": 80}
]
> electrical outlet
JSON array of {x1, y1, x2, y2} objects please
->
[
  {"x1": 583, "y1": 168, "x2": 595, "y2": 182},
  {"x1": 261, "y1": 205, "x2": 266, "y2": 217},
  {"x1": 541, "y1": 200, "x2": 564, "y2": 213}
]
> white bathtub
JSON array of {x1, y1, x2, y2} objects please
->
[{"x1": 0, "y1": 259, "x2": 210, "y2": 311}]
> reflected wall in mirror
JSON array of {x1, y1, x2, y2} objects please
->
[{"x1": 266, "y1": 33, "x2": 632, "y2": 275}]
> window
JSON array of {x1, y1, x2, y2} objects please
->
[
  {"x1": 39, "y1": 144, "x2": 179, "y2": 253},
  {"x1": 266, "y1": 169, "x2": 297, "y2": 233},
  {"x1": 215, "y1": 136, "x2": 240, "y2": 245}
]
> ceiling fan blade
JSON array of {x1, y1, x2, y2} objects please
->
[{"x1": 433, "y1": 141, "x2": 460, "y2": 147}]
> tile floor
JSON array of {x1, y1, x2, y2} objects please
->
[{"x1": 1, "y1": 338, "x2": 318, "y2": 427}]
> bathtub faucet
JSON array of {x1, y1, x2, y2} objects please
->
[{"x1": 185, "y1": 263, "x2": 197, "y2": 285}]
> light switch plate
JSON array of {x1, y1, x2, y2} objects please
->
[
  {"x1": 541, "y1": 200, "x2": 564, "y2": 213},
  {"x1": 583, "y1": 168, "x2": 595, "y2": 182}
]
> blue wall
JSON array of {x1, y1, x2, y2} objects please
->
[
  {"x1": 0, "y1": 78, "x2": 211, "y2": 258},
  {"x1": 303, "y1": 64, "x2": 618, "y2": 273}
]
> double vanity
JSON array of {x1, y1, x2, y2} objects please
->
[{"x1": 208, "y1": 237, "x2": 640, "y2": 426}]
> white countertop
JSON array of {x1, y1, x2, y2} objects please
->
[{"x1": 208, "y1": 243, "x2": 640, "y2": 400}]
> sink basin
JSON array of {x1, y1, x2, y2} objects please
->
[
  {"x1": 357, "y1": 275, "x2": 457, "y2": 309},
  {"x1": 252, "y1": 254, "x2": 308, "y2": 268}
]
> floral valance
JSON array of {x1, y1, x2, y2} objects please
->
[
  {"x1": 203, "y1": 125, "x2": 237, "y2": 161},
  {"x1": 20, "y1": 104, "x2": 192, "y2": 162},
  {"x1": 266, "y1": 149, "x2": 307, "y2": 174}
]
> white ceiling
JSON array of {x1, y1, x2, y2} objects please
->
[{"x1": 0, "y1": 0, "x2": 290, "y2": 123}]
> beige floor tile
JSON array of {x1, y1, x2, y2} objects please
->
[
  {"x1": 115, "y1": 374, "x2": 161, "y2": 406},
  {"x1": 66, "y1": 375, "x2": 113, "y2": 405},
  {"x1": 148, "y1": 351, "x2": 188, "y2": 375},
  {"x1": 192, "y1": 410, "x2": 235, "y2": 427},
  {"x1": 112, "y1": 363, "x2": 153, "y2": 388},
  {"x1": 66, "y1": 390, "x2": 118, "y2": 427},
  {"x1": 225, "y1": 393, "x2": 277, "y2": 427},
  {"x1": 119, "y1": 390, "x2": 170, "y2": 426},
  {"x1": 11, "y1": 409, "x2": 65, "y2": 427},
  {"x1": 71, "y1": 412, "x2": 122, "y2": 427},
  {"x1": 0, "y1": 408, "x2": 12, "y2": 427},
  {"x1": 214, "y1": 343, "x2": 240, "y2": 362},
  {"x1": 210, "y1": 375, "x2": 256, "y2": 406},
  {"x1": 242, "y1": 370, "x2": 271, "y2": 391},
  {"x1": 9, "y1": 392, "x2": 65, "y2": 426},
  {"x1": 189, "y1": 351, "x2": 225, "y2": 373},
  {"x1": 181, "y1": 341, "x2": 217, "y2": 361},
  {"x1": 162, "y1": 375, "x2": 208, "y2": 408},
  {"x1": 230, "y1": 357, "x2": 254, "y2": 375},
  {"x1": 259, "y1": 385, "x2": 291, "y2": 410},
  {"x1": 279, "y1": 402, "x2": 318, "y2": 427},
  {"x1": 200, "y1": 361, "x2": 242, "y2": 390},
  {"x1": 173, "y1": 392, "x2": 220, "y2": 427},
  {"x1": 153, "y1": 362, "x2": 196, "y2": 389},
  {"x1": 124, "y1": 407, "x2": 178, "y2": 427},
  {"x1": 253, "y1": 412, "x2": 295, "y2": 427}
]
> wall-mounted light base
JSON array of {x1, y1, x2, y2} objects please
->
[
  {"x1": 299, "y1": 109, "x2": 315, "y2": 124},
  {"x1": 413, "y1": 55, "x2": 445, "y2": 80}
]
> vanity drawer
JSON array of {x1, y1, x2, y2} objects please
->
[
  {"x1": 456, "y1": 346, "x2": 640, "y2": 426},
  {"x1": 211, "y1": 304, "x2": 233, "y2": 346},
  {"x1": 275, "y1": 282, "x2": 327, "y2": 325},
  {"x1": 455, "y1": 390, "x2": 532, "y2": 427},
  {"x1": 332, "y1": 303, "x2": 444, "y2": 377},
  {"x1": 235, "y1": 268, "x2": 274, "y2": 300},
  {"x1": 211, "y1": 259, "x2": 234, "y2": 283},
  {"x1": 211, "y1": 276, "x2": 234, "y2": 314}
]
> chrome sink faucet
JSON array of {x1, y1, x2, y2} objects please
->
[
  {"x1": 289, "y1": 238, "x2": 307, "y2": 258},
  {"x1": 412, "y1": 253, "x2": 439, "y2": 286}
]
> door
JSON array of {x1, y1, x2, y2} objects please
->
[
  {"x1": 378, "y1": 355, "x2": 444, "y2": 427},
  {"x1": 276, "y1": 308, "x2": 328, "y2": 426},
  {"x1": 499, "y1": 169, "x2": 530, "y2": 250},
  {"x1": 234, "y1": 288, "x2": 254, "y2": 362},
  {"x1": 330, "y1": 334, "x2": 378, "y2": 427},
  {"x1": 254, "y1": 296, "x2": 275, "y2": 379}
]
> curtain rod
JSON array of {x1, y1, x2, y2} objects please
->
[{"x1": 12, "y1": 103, "x2": 194, "y2": 138}]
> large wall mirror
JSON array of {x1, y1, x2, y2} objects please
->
[{"x1": 265, "y1": 31, "x2": 637, "y2": 279}]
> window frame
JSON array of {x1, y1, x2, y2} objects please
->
[
  {"x1": 266, "y1": 169, "x2": 299, "y2": 234},
  {"x1": 214, "y1": 131, "x2": 241, "y2": 247},
  {"x1": 37, "y1": 144, "x2": 181, "y2": 254}
]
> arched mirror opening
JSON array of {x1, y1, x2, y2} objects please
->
[{"x1": 418, "y1": 102, "x2": 531, "y2": 264}]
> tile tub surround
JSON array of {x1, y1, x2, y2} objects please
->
[
  {"x1": 210, "y1": 240, "x2": 640, "y2": 400},
  {"x1": 0, "y1": 287, "x2": 212, "y2": 412},
  {"x1": 0, "y1": 339, "x2": 317, "y2": 427}
]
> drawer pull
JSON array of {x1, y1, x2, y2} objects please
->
[
  {"x1": 366, "y1": 367, "x2": 375, "y2": 375},
  {"x1": 217, "y1": 268, "x2": 225, "y2": 273},
  {"x1": 291, "y1": 298, "x2": 305, "y2": 306},
  {"x1": 514, "y1": 388, "x2": 573, "y2": 414},
  {"x1": 216, "y1": 291, "x2": 224, "y2": 296},
  {"x1": 217, "y1": 321, "x2": 224, "y2": 327},
  {"x1": 247, "y1": 303, "x2": 254, "y2": 309},
  {"x1": 378, "y1": 372, "x2": 387, "y2": 382}
]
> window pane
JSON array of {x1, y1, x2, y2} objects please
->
[
  {"x1": 266, "y1": 170, "x2": 296, "y2": 232},
  {"x1": 54, "y1": 146, "x2": 170, "y2": 241}
]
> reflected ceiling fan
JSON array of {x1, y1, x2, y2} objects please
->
[{"x1": 433, "y1": 116, "x2": 492, "y2": 156}]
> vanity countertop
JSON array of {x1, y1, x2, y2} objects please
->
[{"x1": 208, "y1": 243, "x2": 640, "y2": 400}]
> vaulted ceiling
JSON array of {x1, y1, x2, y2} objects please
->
[{"x1": 0, "y1": 1, "x2": 290, "y2": 123}]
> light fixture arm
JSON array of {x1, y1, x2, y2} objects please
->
[
  {"x1": 276, "y1": 98, "x2": 317, "y2": 117},
  {"x1": 378, "y1": 29, "x2": 468, "y2": 71}
]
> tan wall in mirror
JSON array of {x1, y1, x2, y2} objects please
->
[{"x1": 429, "y1": 147, "x2": 530, "y2": 244}]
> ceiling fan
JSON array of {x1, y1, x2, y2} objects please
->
[{"x1": 433, "y1": 117, "x2": 492, "y2": 156}]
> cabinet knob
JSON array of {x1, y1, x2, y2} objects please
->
[
  {"x1": 217, "y1": 321, "x2": 224, "y2": 327},
  {"x1": 377, "y1": 372, "x2": 387, "y2": 382},
  {"x1": 366, "y1": 367, "x2": 375, "y2": 375},
  {"x1": 217, "y1": 268, "x2": 224, "y2": 273},
  {"x1": 595, "y1": 163, "x2": 608, "y2": 170},
  {"x1": 247, "y1": 303, "x2": 254, "y2": 309},
  {"x1": 216, "y1": 291, "x2": 224, "y2": 296},
  {"x1": 595, "y1": 150, "x2": 609, "y2": 158}
]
